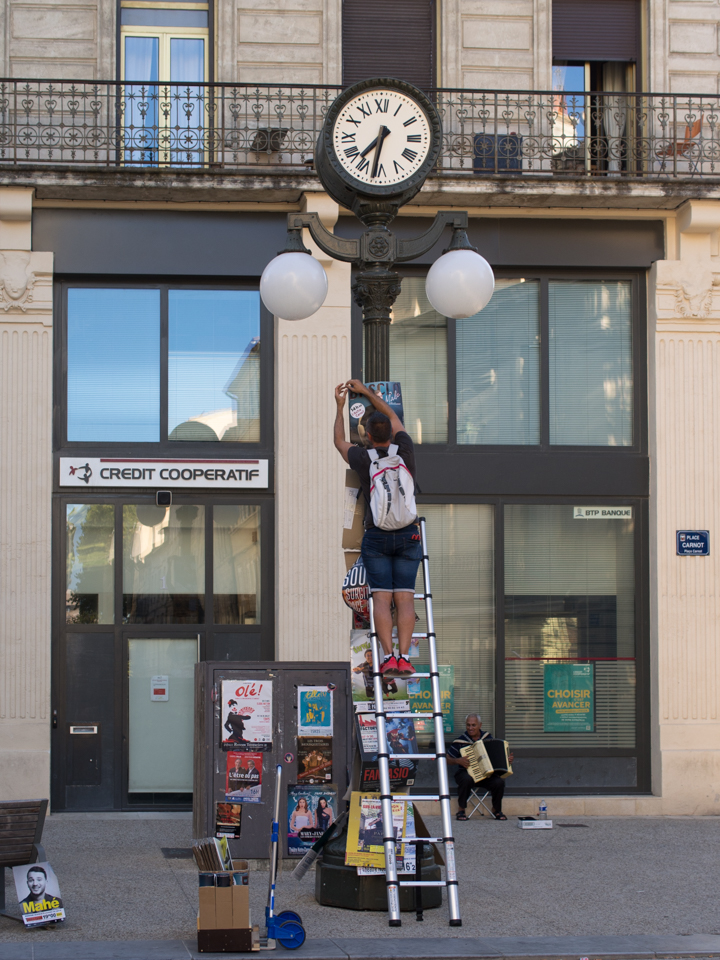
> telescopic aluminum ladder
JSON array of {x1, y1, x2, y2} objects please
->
[{"x1": 368, "y1": 516, "x2": 461, "y2": 927}]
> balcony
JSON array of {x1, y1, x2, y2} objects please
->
[{"x1": 0, "y1": 81, "x2": 718, "y2": 205}]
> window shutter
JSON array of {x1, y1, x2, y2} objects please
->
[
  {"x1": 552, "y1": 0, "x2": 639, "y2": 62},
  {"x1": 342, "y1": 0, "x2": 435, "y2": 91}
]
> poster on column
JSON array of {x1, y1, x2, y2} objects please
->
[
  {"x1": 221, "y1": 679, "x2": 273, "y2": 750},
  {"x1": 297, "y1": 738, "x2": 333, "y2": 783},
  {"x1": 297, "y1": 686, "x2": 333, "y2": 736},
  {"x1": 348, "y1": 381, "x2": 404, "y2": 445},
  {"x1": 225, "y1": 751, "x2": 263, "y2": 801},
  {"x1": 543, "y1": 663, "x2": 594, "y2": 732},
  {"x1": 351, "y1": 630, "x2": 408, "y2": 707},
  {"x1": 287, "y1": 784, "x2": 338, "y2": 857}
]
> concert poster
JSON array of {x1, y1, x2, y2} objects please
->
[
  {"x1": 386, "y1": 717, "x2": 418, "y2": 755},
  {"x1": 345, "y1": 792, "x2": 406, "y2": 869},
  {"x1": 221, "y1": 679, "x2": 272, "y2": 751},
  {"x1": 297, "y1": 686, "x2": 333, "y2": 736},
  {"x1": 357, "y1": 803, "x2": 417, "y2": 876},
  {"x1": 287, "y1": 784, "x2": 337, "y2": 857},
  {"x1": 215, "y1": 802, "x2": 242, "y2": 838},
  {"x1": 351, "y1": 630, "x2": 408, "y2": 704},
  {"x1": 13, "y1": 862, "x2": 65, "y2": 927},
  {"x1": 297, "y1": 737, "x2": 333, "y2": 783},
  {"x1": 348, "y1": 381, "x2": 404, "y2": 446},
  {"x1": 225, "y1": 751, "x2": 263, "y2": 802}
]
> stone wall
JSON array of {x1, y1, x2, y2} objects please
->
[{"x1": 650, "y1": 0, "x2": 720, "y2": 94}]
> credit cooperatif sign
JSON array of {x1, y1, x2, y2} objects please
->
[{"x1": 59, "y1": 457, "x2": 269, "y2": 488}]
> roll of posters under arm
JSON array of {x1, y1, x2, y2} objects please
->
[{"x1": 543, "y1": 662, "x2": 595, "y2": 733}]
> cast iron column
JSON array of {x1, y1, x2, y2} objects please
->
[{"x1": 352, "y1": 265, "x2": 401, "y2": 382}]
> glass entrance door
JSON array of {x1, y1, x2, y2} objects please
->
[{"x1": 127, "y1": 637, "x2": 197, "y2": 802}]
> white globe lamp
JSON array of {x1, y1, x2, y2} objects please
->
[
  {"x1": 425, "y1": 246, "x2": 495, "y2": 320},
  {"x1": 260, "y1": 250, "x2": 328, "y2": 321}
]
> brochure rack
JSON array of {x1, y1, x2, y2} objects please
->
[{"x1": 369, "y1": 518, "x2": 461, "y2": 927}]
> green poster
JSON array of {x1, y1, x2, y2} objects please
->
[
  {"x1": 543, "y1": 663, "x2": 594, "y2": 733},
  {"x1": 408, "y1": 664, "x2": 454, "y2": 734}
]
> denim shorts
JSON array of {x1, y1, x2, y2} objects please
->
[{"x1": 361, "y1": 524, "x2": 422, "y2": 593}]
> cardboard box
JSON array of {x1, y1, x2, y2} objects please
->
[
  {"x1": 518, "y1": 818, "x2": 553, "y2": 829},
  {"x1": 344, "y1": 551, "x2": 360, "y2": 572},
  {"x1": 215, "y1": 886, "x2": 234, "y2": 929},
  {"x1": 342, "y1": 470, "x2": 364, "y2": 550},
  {"x1": 232, "y1": 883, "x2": 250, "y2": 928},
  {"x1": 198, "y1": 887, "x2": 217, "y2": 930}
]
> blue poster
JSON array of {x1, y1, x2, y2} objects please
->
[{"x1": 297, "y1": 686, "x2": 333, "y2": 736}]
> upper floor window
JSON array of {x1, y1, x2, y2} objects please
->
[
  {"x1": 389, "y1": 275, "x2": 636, "y2": 448},
  {"x1": 66, "y1": 287, "x2": 261, "y2": 444},
  {"x1": 342, "y1": 0, "x2": 435, "y2": 91}
]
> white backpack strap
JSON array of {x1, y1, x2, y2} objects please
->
[
  {"x1": 368, "y1": 449, "x2": 379, "y2": 463},
  {"x1": 388, "y1": 444, "x2": 399, "y2": 456}
]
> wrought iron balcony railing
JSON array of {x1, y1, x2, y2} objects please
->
[{"x1": 0, "y1": 79, "x2": 718, "y2": 179}]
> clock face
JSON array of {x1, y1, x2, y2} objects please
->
[{"x1": 331, "y1": 89, "x2": 432, "y2": 188}]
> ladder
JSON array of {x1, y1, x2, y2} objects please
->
[{"x1": 368, "y1": 517, "x2": 461, "y2": 928}]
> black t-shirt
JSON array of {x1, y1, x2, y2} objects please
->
[{"x1": 347, "y1": 431, "x2": 418, "y2": 529}]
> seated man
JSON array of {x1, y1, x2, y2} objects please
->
[{"x1": 446, "y1": 713, "x2": 513, "y2": 821}]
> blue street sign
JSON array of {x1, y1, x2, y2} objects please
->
[{"x1": 676, "y1": 531, "x2": 710, "y2": 556}]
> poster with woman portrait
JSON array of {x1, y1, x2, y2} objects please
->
[{"x1": 286, "y1": 784, "x2": 337, "y2": 857}]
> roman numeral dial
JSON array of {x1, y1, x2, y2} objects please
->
[{"x1": 332, "y1": 89, "x2": 432, "y2": 188}]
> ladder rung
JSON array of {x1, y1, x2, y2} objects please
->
[
  {"x1": 394, "y1": 795, "x2": 439, "y2": 801},
  {"x1": 398, "y1": 881, "x2": 447, "y2": 887},
  {"x1": 414, "y1": 593, "x2": 429, "y2": 599},
  {"x1": 385, "y1": 712, "x2": 415, "y2": 717},
  {"x1": 411, "y1": 633, "x2": 428, "y2": 638},
  {"x1": 398, "y1": 836, "x2": 445, "y2": 843},
  {"x1": 393, "y1": 753, "x2": 436, "y2": 760},
  {"x1": 406, "y1": 673, "x2": 430, "y2": 678}
]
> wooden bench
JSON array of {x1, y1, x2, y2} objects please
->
[{"x1": 0, "y1": 799, "x2": 48, "y2": 922}]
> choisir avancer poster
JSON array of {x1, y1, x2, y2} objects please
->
[
  {"x1": 13, "y1": 862, "x2": 65, "y2": 926},
  {"x1": 221, "y1": 679, "x2": 273, "y2": 750}
]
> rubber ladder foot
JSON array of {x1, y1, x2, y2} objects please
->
[
  {"x1": 449, "y1": 919, "x2": 463, "y2": 927},
  {"x1": 389, "y1": 920, "x2": 402, "y2": 927}
]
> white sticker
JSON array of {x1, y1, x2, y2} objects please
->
[
  {"x1": 350, "y1": 403, "x2": 365, "y2": 419},
  {"x1": 343, "y1": 485, "x2": 360, "y2": 529},
  {"x1": 151, "y1": 675, "x2": 169, "y2": 701}
]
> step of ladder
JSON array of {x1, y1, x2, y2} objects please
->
[{"x1": 369, "y1": 516, "x2": 461, "y2": 929}]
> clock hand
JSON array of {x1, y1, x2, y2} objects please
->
[
  {"x1": 370, "y1": 125, "x2": 390, "y2": 178},
  {"x1": 360, "y1": 125, "x2": 390, "y2": 160}
]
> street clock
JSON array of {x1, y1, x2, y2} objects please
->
[{"x1": 315, "y1": 77, "x2": 442, "y2": 213}]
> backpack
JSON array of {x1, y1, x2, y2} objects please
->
[{"x1": 367, "y1": 444, "x2": 417, "y2": 531}]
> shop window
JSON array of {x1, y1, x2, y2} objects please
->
[
  {"x1": 122, "y1": 504, "x2": 205, "y2": 624},
  {"x1": 168, "y1": 291, "x2": 260, "y2": 442},
  {"x1": 65, "y1": 286, "x2": 262, "y2": 445},
  {"x1": 413, "y1": 504, "x2": 495, "y2": 731},
  {"x1": 457, "y1": 279, "x2": 541, "y2": 445},
  {"x1": 65, "y1": 504, "x2": 115, "y2": 623},
  {"x1": 504, "y1": 504, "x2": 636, "y2": 748},
  {"x1": 67, "y1": 289, "x2": 161, "y2": 442},
  {"x1": 213, "y1": 505, "x2": 261, "y2": 624},
  {"x1": 389, "y1": 279, "x2": 447, "y2": 444},
  {"x1": 549, "y1": 281, "x2": 632, "y2": 446}
]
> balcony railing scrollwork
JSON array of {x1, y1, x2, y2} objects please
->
[{"x1": 0, "y1": 79, "x2": 718, "y2": 179}]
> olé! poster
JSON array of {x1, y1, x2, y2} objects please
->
[
  {"x1": 13, "y1": 863, "x2": 65, "y2": 926},
  {"x1": 297, "y1": 686, "x2": 333, "y2": 736},
  {"x1": 225, "y1": 751, "x2": 263, "y2": 801},
  {"x1": 297, "y1": 737, "x2": 333, "y2": 783},
  {"x1": 221, "y1": 679, "x2": 272, "y2": 750},
  {"x1": 543, "y1": 663, "x2": 594, "y2": 732},
  {"x1": 287, "y1": 784, "x2": 337, "y2": 857}
]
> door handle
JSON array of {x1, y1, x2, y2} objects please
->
[
  {"x1": 197, "y1": 634, "x2": 201, "y2": 662},
  {"x1": 52, "y1": 709, "x2": 57, "y2": 730}
]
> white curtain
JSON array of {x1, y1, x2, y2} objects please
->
[{"x1": 602, "y1": 62, "x2": 627, "y2": 175}]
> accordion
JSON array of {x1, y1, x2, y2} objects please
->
[{"x1": 459, "y1": 738, "x2": 513, "y2": 782}]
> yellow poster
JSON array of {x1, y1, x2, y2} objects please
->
[{"x1": 345, "y1": 792, "x2": 406, "y2": 868}]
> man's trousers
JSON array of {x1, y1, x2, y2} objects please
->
[{"x1": 455, "y1": 768, "x2": 506, "y2": 813}]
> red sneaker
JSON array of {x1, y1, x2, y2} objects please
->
[
  {"x1": 379, "y1": 655, "x2": 399, "y2": 678},
  {"x1": 396, "y1": 657, "x2": 415, "y2": 677}
]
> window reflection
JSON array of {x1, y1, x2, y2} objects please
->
[
  {"x1": 168, "y1": 291, "x2": 261, "y2": 442},
  {"x1": 66, "y1": 504, "x2": 114, "y2": 623},
  {"x1": 123, "y1": 504, "x2": 205, "y2": 623},
  {"x1": 213, "y1": 505, "x2": 261, "y2": 624}
]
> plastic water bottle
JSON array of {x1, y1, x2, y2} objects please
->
[{"x1": 538, "y1": 800, "x2": 548, "y2": 820}]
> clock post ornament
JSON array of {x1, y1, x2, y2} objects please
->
[{"x1": 260, "y1": 78, "x2": 495, "y2": 381}]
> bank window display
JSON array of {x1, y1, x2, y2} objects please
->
[
  {"x1": 65, "y1": 286, "x2": 262, "y2": 444},
  {"x1": 123, "y1": 504, "x2": 205, "y2": 623},
  {"x1": 504, "y1": 504, "x2": 636, "y2": 748},
  {"x1": 213, "y1": 505, "x2": 261, "y2": 624},
  {"x1": 389, "y1": 279, "x2": 448, "y2": 443},
  {"x1": 65, "y1": 504, "x2": 114, "y2": 623}
]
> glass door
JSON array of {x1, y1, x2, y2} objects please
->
[{"x1": 127, "y1": 637, "x2": 198, "y2": 802}]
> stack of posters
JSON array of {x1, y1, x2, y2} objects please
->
[
  {"x1": 345, "y1": 792, "x2": 411, "y2": 871},
  {"x1": 221, "y1": 679, "x2": 273, "y2": 751},
  {"x1": 287, "y1": 784, "x2": 338, "y2": 857}
]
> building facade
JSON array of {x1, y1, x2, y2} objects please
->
[{"x1": 0, "y1": 0, "x2": 719, "y2": 815}]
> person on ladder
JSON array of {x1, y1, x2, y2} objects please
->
[{"x1": 334, "y1": 379, "x2": 421, "y2": 679}]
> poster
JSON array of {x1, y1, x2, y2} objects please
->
[
  {"x1": 13, "y1": 863, "x2": 65, "y2": 927},
  {"x1": 215, "y1": 802, "x2": 242, "y2": 837},
  {"x1": 351, "y1": 629, "x2": 407, "y2": 704},
  {"x1": 221, "y1": 679, "x2": 273, "y2": 750},
  {"x1": 225, "y1": 751, "x2": 263, "y2": 801},
  {"x1": 355, "y1": 714, "x2": 417, "y2": 790},
  {"x1": 408, "y1": 664, "x2": 455, "y2": 734},
  {"x1": 386, "y1": 717, "x2": 418, "y2": 755},
  {"x1": 287, "y1": 784, "x2": 338, "y2": 857},
  {"x1": 348, "y1": 381, "x2": 404, "y2": 446},
  {"x1": 297, "y1": 737, "x2": 333, "y2": 783},
  {"x1": 543, "y1": 662, "x2": 595, "y2": 732},
  {"x1": 357, "y1": 803, "x2": 416, "y2": 875},
  {"x1": 297, "y1": 686, "x2": 333, "y2": 736},
  {"x1": 345, "y1": 792, "x2": 406, "y2": 868}
]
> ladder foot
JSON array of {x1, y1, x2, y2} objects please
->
[
  {"x1": 449, "y1": 919, "x2": 463, "y2": 927},
  {"x1": 389, "y1": 919, "x2": 402, "y2": 927}
]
